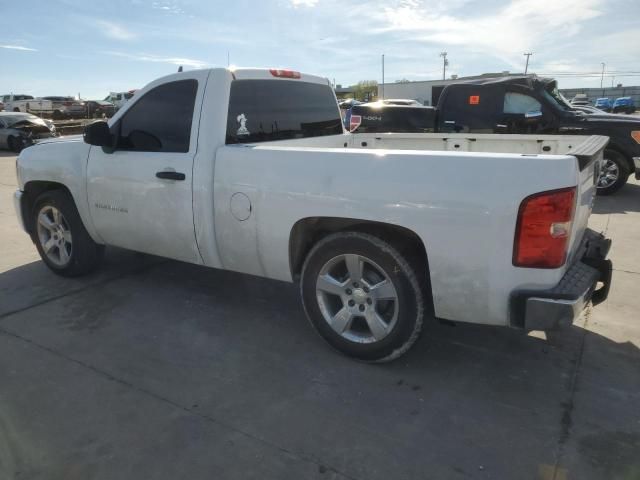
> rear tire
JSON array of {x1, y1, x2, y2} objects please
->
[
  {"x1": 300, "y1": 232, "x2": 425, "y2": 362},
  {"x1": 31, "y1": 190, "x2": 104, "y2": 277},
  {"x1": 596, "y1": 149, "x2": 629, "y2": 196}
]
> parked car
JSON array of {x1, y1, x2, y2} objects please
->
[
  {"x1": 1, "y1": 94, "x2": 53, "y2": 115},
  {"x1": 351, "y1": 76, "x2": 640, "y2": 195},
  {"x1": 612, "y1": 97, "x2": 636, "y2": 114},
  {"x1": 104, "y1": 90, "x2": 136, "y2": 110},
  {"x1": 571, "y1": 93, "x2": 590, "y2": 106},
  {"x1": 14, "y1": 67, "x2": 612, "y2": 362},
  {"x1": 85, "y1": 100, "x2": 116, "y2": 118},
  {"x1": 594, "y1": 97, "x2": 613, "y2": 112},
  {"x1": 0, "y1": 112, "x2": 57, "y2": 152},
  {"x1": 41, "y1": 96, "x2": 86, "y2": 119},
  {"x1": 349, "y1": 103, "x2": 435, "y2": 133},
  {"x1": 0, "y1": 100, "x2": 4, "y2": 111},
  {"x1": 338, "y1": 98, "x2": 362, "y2": 110},
  {"x1": 378, "y1": 98, "x2": 423, "y2": 106}
]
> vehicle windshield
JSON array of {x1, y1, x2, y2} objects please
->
[{"x1": 542, "y1": 85, "x2": 574, "y2": 111}]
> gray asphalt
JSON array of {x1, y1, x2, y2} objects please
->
[{"x1": 1, "y1": 150, "x2": 639, "y2": 480}]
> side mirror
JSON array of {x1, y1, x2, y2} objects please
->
[{"x1": 83, "y1": 121, "x2": 112, "y2": 147}]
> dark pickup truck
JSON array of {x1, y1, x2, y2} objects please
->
[{"x1": 350, "y1": 76, "x2": 640, "y2": 195}]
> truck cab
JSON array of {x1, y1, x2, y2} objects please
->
[{"x1": 436, "y1": 76, "x2": 640, "y2": 194}]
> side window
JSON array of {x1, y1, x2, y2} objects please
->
[
  {"x1": 2, "y1": 95, "x2": 9, "y2": 102},
  {"x1": 115, "y1": 94, "x2": 122, "y2": 101},
  {"x1": 503, "y1": 92, "x2": 541, "y2": 114},
  {"x1": 439, "y1": 86, "x2": 501, "y2": 133},
  {"x1": 117, "y1": 79, "x2": 198, "y2": 153}
]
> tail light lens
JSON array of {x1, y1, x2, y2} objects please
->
[
  {"x1": 513, "y1": 187, "x2": 576, "y2": 268},
  {"x1": 349, "y1": 114, "x2": 362, "y2": 133}
]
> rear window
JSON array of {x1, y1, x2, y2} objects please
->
[{"x1": 226, "y1": 80, "x2": 343, "y2": 144}]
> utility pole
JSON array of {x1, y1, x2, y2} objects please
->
[
  {"x1": 523, "y1": 52, "x2": 533, "y2": 74},
  {"x1": 600, "y1": 62, "x2": 605, "y2": 89},
  {"x1": 381, "y1": 54, "x2": 385, "y2": 100},
  {"x1": 227, "y1": 51, "x2": 230, "y2": 66},
  {"x1": 440, "y1": 52, "x2": 448, "y2": 80}
]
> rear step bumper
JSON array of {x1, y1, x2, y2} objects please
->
[{"x1": 511, "y1": 229, "x2": 612, "y2": 331}]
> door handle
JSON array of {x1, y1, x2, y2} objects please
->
[{"x1": 156, "y1": 171, "x2": 186, "y2": 181}]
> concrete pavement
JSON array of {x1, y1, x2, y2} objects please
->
[{"x1": 1, "y1": 151, "x2": 638, "y2": 480}]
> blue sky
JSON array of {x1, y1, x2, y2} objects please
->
[{"x1": 1, "y1": 0, "x2": 639, "y2": 99}]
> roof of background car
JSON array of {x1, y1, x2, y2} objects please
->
[
  {"x1": 447, "y1": 75, "x2": 555, "y2": 88},
  {"x1": 354, "y1": 103, "x2": 435, "y2": 111},
  {"x1": 0, "y1": 112, "x2": 38, "y2": 118}
]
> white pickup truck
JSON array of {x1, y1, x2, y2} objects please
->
[
  {"x1": 14, "y1": 68, "x2": 612, "y2": 362},
  {"x1": 1, "y1": 94, "x2": 54, "y2": 115}
]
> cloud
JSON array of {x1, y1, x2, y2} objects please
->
[
  {"x1": 97, "y1": 20, "x2": 136, "y2": 40},
  {"x1": 104, "y1": 51, "x2": 208, "y2": 68},
  {"x1": 0, "y1": 44, "x2": 37, "y2": 51},
  {"x1": 151, "y1": 1, "x2": 185, "y2": 14},
  {"x1": 380, "y1": 0, "x2": 602, "y2": 57},
  {"x1": 290, "y1": 0, "x2": 319, "y2": 7}
]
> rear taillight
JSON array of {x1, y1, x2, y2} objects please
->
[
  {"x1": 349, "y1": 114, "x2": 362, "y2": 132},
  {"x1": 269, "y1": 69, "x2": 301, "y2": 79},
  {"x1": 513, "y1": 187, "x2": 576, "y2": 268}
]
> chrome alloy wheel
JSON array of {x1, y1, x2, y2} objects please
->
[
  {"x1": 315, "y1": 254, "x2": 399, "y2": 344},
  {"x1": 36, "y1": 205, "x2": 73, "y2": 266},
  {"x1": 597, "y1": 158, "x2": 619, "y2": 189}
]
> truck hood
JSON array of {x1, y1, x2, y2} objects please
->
[
  {"x1": 579, "y1": 113, "x2": 640, "y2": 126},
  {"x1": 33, "y1": 134, "x2": 84, "y2": 146}
]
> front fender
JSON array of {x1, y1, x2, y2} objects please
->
[{"x1": 18, "y1": 138, "x2": 103, "y2": 244}]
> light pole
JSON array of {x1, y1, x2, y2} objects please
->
[
  {"x1": 523, "y1": 52, "x2": 533, "y2": 74},
  {"x1": 440, "y1": 52, "x2": 448, "y2": 80},
  {"x1": 600, "y1": 62, "x2": 605, "y2": 89}
]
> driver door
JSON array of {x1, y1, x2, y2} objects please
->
[{"x1": 87, "y1": 72, "x2": 208, "y2": 264}]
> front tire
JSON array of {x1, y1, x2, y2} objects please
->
[
  {"x1": 597, "y1": 149, "x2": 629, "y2": 196},
  {"x1": 31, "y1": 190, "x2": 104, "y2": 277},
  {"x1": 301, "y1": 232, "x2": 425, "y2": 362}
]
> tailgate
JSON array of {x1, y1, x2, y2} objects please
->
[{"x1": 567, "y1": 135, "x2": 609, "y2": 263}]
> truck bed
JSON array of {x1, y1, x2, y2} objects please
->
[
  {"x1": 212, "y1": 133, "x2": 606, "y2": 327},
  {"x1": 267, "y1": 132, "x2": 602, "y2": 157}
]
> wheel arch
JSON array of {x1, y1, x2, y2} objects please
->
[
  {"x1": 605, "y1": 142, "x2": 634, "y2": 174},
  {"x1": 22, "y1": 181, "x2": 74, "y2": 234},
  {"x1": 289, "y1": 216, "x2": 432, "y2": 295}
]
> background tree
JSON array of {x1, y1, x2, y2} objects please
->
[{"x1": 354, "y1": 80, "x2": 378, "y2": 102}]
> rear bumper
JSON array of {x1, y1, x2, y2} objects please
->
[
  {"x1": 511, "y1": 229, "x2": 612, "y2": 331},
  {"x1": 633, "y1": 157, "x2": 640, "y2": 180}
]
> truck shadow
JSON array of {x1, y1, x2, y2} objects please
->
[
  {"x1": 593, "y1": 182, "x2": 640, "y2": 214},
  {"x1": 0, "y1": 252, "x2": 638, "y2": 479}
]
